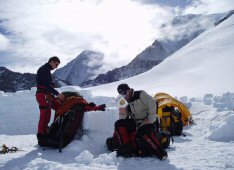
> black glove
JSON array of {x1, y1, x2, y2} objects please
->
[
  {"x1": 88, "y1": 102, "x2": 96, "y2": 107},
  {"x1": 97, "y1": 104, "x2": 106, "y2": 111}
]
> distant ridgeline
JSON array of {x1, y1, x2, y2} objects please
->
[
  {"x1": 0, "y1": 67, "x2": 36, "y2": 92},
  {"x1": 214, "y1": 10, "x2": 234, "y2": 26},
  {"x1": 0, "y1": 67, "x2": 60, "y2": 93}
]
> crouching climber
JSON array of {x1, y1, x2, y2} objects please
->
[{"x1": 106, "y1": 84, "x2": 167, "y2": 160}]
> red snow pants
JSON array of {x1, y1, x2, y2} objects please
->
[
  {"x1": 114, "y1": 118, "x2": 137, "y2": 149},
  {"x1": 36, "y1": 90, "x2": 61, "y2": 134}
]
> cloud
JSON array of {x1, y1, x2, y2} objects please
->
[
  {"x1": 184, "y1": 0, "x2": 234, "y2": 14},
  {"x1": 133, "y1": 0, "x2": 194, "y2": 8},
  {"x1": 157, "y1": 14, "x2": 220, "y2": 42},
  {"x1": 0, "y1": 0, "x2": 177, "y2": 73},
  {"x1": 0, "y1": 0, "x2": 232, "y2": 73},
  {"x1": 0, "y1": 33, "x2": 10, "y2": 51}
]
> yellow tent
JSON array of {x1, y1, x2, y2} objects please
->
[{"x1": 153, "y1": 92, "x2": 193, "y2": 126}]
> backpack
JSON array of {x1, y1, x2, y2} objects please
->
[
  {"x1": 154, "y1": 92, "x2": 193, "y2": 126},
  {"x1": 158, "y1": 105, "x2": 184, "y2": 136},
  {"x1": 48, "y1": 103, "x2": 86, "y2": 152},
  {"x1": 106, "y1": 122, "x2": 169, "y2": 159},
  {"x1": 38, "y1": 91, "x2": 87, "y2": 152}
]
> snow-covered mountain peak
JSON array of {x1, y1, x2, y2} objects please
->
[
  {"x1": 151, "y1": 39, "x2": 160, "y2": 46},
  {"x1": 69, "y1": 50, "x2": 105, "y2": 69},
  {"x1": 75, "y1": 50, "x2": 103, "y2": 61},
  {"x1": 131, "y1": 39, "x2": 169, "y2": 63},
  {"x1": 54, "y1": 50, "x2": 110, "y2": 86}
]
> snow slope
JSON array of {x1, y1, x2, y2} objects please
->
[{"x1": 0, "y1": 13, "x2": 234, "y2": 170}]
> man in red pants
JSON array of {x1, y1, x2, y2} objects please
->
[{"x1": 36, "y1": 56, "x2": 64, "y2": 140}]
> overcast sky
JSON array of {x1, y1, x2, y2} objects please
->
[{"x1": 0, "y1": 0, "x2": 233, "y2": 73}]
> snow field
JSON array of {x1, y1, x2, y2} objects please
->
[{"x1": 0, "y1": 90, "x2": 234, "y2": 170}]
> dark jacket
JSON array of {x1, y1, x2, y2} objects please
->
[{"x1": 36, "y1": 63, "x2": 59, "y2": 96}]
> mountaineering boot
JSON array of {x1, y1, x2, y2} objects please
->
[
  {"x1": 37, "y1": 133, "x2": 49, "y2": 147},
  {"x1": 37, "y1": 133, "x2": 59, "y2": 148},
  {"x1": 106, "y1": 137, "x2": 118, "y2": 151},
  {"x1": 116, "y1": 145, "x2": 135, "y2": 157}
]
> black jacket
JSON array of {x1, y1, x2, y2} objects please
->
[{"x1": 36, "y1": 63, "x2": 59, "y2": 96}]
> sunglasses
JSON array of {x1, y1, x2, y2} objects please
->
[
  {"x1": 120, "y1": 90, "x2": 128, "y2": 96},
  {"x1": 54, "y1": 62, "x2": 59, "y2": 67}
]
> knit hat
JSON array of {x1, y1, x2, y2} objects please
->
[{"x1": 117, "y1": 84, "x2": 130, "y2": 94}]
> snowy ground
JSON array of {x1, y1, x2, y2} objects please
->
[{"x1": 0, "y1": 89, "x2": 234, "y2": 170}]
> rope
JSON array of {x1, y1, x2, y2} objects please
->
[{"x1": 0, "y1": 144, "x2": 23, "y2": 154}]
